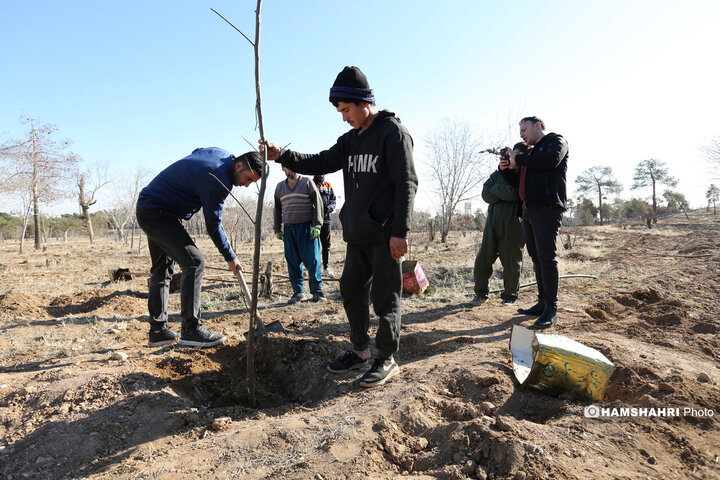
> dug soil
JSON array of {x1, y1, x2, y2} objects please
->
[{"x1": 1, "y1": 212, "x2": 718, "y2": 479}]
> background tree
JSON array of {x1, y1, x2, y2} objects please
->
[
  {"x1": 425, "y1": 119, "x2": 488, "y2": 242},
  {"x1": 575, "y1": 198, "x2": 599, "y2": 226},
  {"x1": 105, "y1": 167, "x2": 151, "y2": 246},
  {"x1": 575, "y1": 166, "x2": 622, "y2": 225},
  {"x1": 706, "y1": 183, "x2": 719, "y2": 214},
  {"x1": 631, "y1": 158, "x2": 677, "y2": 224},
  {"x1": 76, "y1": 163, "x2": 110, "y2": 245},
  {"x1": 663, "y1": 190, "x2": 690, "y2": 219},
  {"x1": 0, "y1": 118, "x2": 77, "y2": 250}
]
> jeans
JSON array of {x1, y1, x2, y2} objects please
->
[
  {"x1": 136, "y1": 208, "x2": 204, "y2": 331},
  {"x1": 283, "y1": 223, "x2": 322, "y2": 294}
]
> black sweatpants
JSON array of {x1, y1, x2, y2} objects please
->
[
  {"x1": 319, "y1": 222, "x2": 332, "y2": 269},
  {"x1": 339, "y1": 241, "x2": 402, "y2": 358},
  {"x1": 522, "y1": 206, "x2": 563, "y2": 311}
]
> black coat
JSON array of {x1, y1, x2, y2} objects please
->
[{"x1": 501, "y1": 132, "x2": 568, "y2": 215}]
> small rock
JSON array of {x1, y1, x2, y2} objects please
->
[
  {"x1": 410, "y1": 437, "x2": 428, "y2": 452},
  {"x1": 481, "y1": 375, "x2": 500, "y2": 387},
  {"x1": 476, "y1": 465, "x2": 488, "y2": 480},
  {"x1": 495, "y1": 416, "x2": 513, "y2": 432},
  {"x1": 513, "y1": 472, "x2": 527, "y2": 480},
  {"x1": 658, "y1": 383, "x2": 675, "y2": 393},
  {"x1": 315, "y1": 475, "x2": 325, "y2": 480},
  {"x1": 211, "y1": 417, "x2": 232, "y2": 431},
  {"x1": 697, "y1": 372, "x2": 711, "y2": 383},
  {"x1": 480, "y1": 401, "x2": 496, "y2": 415},
  {"x1": 110, "y1": 352, "x2": 128, "y2": 361},
  {"x1": 461, "y1": 459, "x2": 477, "y2": 474}
]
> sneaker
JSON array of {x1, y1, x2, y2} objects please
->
[
  {"x1": 148, "y1": 326, "x2": 179, "y2": 347},
  {"x1": 359, "y1": 357, "x2": 400, "y2": 388},
  {"x1": 179, "y1": 325, "x2": 226, "y2": 347},
  {"x1": 530, "y1": 310, "x2": 558, "y2": 330},
  {"x1": 327, "y1": 350, "x2": 369, "y2": 373},
  {"x1": 501, "y1": 299, "x2": 517, "y2": 307},
  {"x1": 323, "y1": 267, "x2": 335, "y2": 278},
  {"x1": 466, "y1": 295, "x2": 487, "y2": 307},
  {"x1": 312, "y1": 291, "x2": 327, "y2": 303},
  {"x1": 288, "y1": 292, "x2": 306, "y2": 304},
  {"x1": 517, "y1": 301, "x2": 545, "y2": 316}
]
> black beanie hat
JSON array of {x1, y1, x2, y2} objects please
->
[{"x1": 329, "y1": 66, "x2": 375, "y2": 104}]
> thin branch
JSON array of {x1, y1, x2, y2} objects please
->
[
  {"x1": 210, "y1": 8, "x2": 255, "y2": 46},
  {"x1": 208, "y1": 172, "x2": 255, "y2": 224}
]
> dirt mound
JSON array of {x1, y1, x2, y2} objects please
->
[
  {"x1": 47, "y1": 288, "x2": 147, "y2": 317},
  {"x1": 0, "y1": 289, "x2": 51, "y2": 318}
]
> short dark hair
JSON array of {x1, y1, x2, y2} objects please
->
[
  {"x1": 234, "y1": 151, "x2": 266, "y2": 178},
  {"x1": 330, "y1": 98, "x2": 374, "y2": 108},
  {"x1": 513, "y1": 141, "x2": 531, "y2": 153},
  {"x1": 519, "y1": 116, "x2": 545, "y2": 130}
]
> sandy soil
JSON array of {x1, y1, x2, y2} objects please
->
[{"x1": 0, "y1": 212, "x2": 718, "y2": 479}]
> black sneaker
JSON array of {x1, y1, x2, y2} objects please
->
[
  {"x1": 179, "y1": 326, "x2": 226, "y2": 347},
  {"x1": 327, "y1": 351, "x2": 369, "y2": 373},
  {"x1": 359, "y1": 357, "x2": 400, "y2": 388},
  {"x1": 466, "y1": 295, "x2": 487, "y2": 307},
  {"x1": 517, "y1": 302, "x2": 545, "y2": 316},
  {"x1": 312, "y1": 291, "x2": 327, "y2": 303},
  {"x1": 288, "y1": 292, "x2": 306, "y2": 304},
  {"x1": 501, "y1": 299, "x2": 517, "y2": 307},
  {"x1": 148, "y1": 326, "x2": 179, "y2": 347}
]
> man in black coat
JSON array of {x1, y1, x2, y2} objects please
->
[{"x1": 501, "y1": 116, "x2": 568, "y2": 329}]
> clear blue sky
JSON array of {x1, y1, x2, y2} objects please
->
[{"x1": 2, "y1": 0, "x2": 718, "y2": 215}]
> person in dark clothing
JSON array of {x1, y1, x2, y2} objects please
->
[
  {"x1": 467, "y1": 142, "x2": 528, "y2": 307},
  {"x1": 261, "y1": 66, "x2": 418, "y2": 388},
  {"x1": 313, "y1": 174, "x2": 337, "y2": 277},
  {"x1": 274, "y1": 167, "x2": 325, "y2": 303},
  {"x1": 136, "y1": 147, "x2": 263, "y2": 347},
  {"x1": 501, "y1": 117, "x2": 568, "y2": 329}
]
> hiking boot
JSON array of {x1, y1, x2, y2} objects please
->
[
  {"x1": 323, "y1": 267, "x2": 335, "y2": 278},
  {"x1": 148, "y1": 326, "x2": 179, "y2": 347},
  {"x1": 327, "y1": 350, "x2": 369, "y2": 373},
  {"x1": 179, "y1": 325, "x2": 226, "y2": 347},
  {"x1": 517, "y1": 302, "x2": 544, "y2": 316},
  {"x1": 501, "y1": 299, "x2": 517, "y2": 307},
  {"x1": 530, "y1": 310, "x2": 558, "y2": 330},
  {"x1": 359, "y1": 357, "x2": 400, "y2": 388},
  {"x1": 312, "y1": 291, "x2": 327, "y2": 303},
  {"x1": 288, "y1": 292, "x2": 306, "y2": 304},
  {"x1": 466, "y1": 295, "x2": 487, "y2": 307}
]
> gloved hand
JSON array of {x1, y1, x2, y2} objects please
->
[
  {"x1": 310, "y1": 227, "x2": 321, "y2": 239},
  {"x1": 275, "y1": 232, "x2": 284, "y2": 240}
]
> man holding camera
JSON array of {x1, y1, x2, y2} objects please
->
[
  {"x1": 467, "y1": 142, "x2": 528, "y2": 307},
  {"x1": 501, "y1": 117, "x2": 568, "y2": 329}
]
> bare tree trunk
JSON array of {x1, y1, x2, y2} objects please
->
[
  {"x1": 651, "y1": 175, "x2": 657, "y2": 224},
  {"x1": 597, "y1": 186, "x2": 604, "y2": 225}
]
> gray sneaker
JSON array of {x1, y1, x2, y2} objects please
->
[
  {"x1": 148, "y1": 326, "x2": 179, "y2": 347},
  {"x1": 466, "y1": 295, "x2": 487, "y2": 307},
  {"x1": 179, "y1": 326, "x2": 226, "y2": 347},
  {"x1": 312, "y1": 291, "x2": 327, "y2": 303},
  {"x1": 359, "y1": 357, "x2": 400, "y2": 388},
  {"x1": 288, "y1": 292, "x2": 306, "y2": 304}
]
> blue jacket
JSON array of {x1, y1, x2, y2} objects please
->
[{"x1": 136, "y1": 147, "x2": 236, "y2": 261}]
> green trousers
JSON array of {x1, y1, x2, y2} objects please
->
[{"x1": 473, "y1": 202, "x2": 525, "y2": 301}]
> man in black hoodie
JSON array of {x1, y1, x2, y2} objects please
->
[
  {"x1": 262, "y1": 66, "x2": 418, "y2": 388},
  {"x1": 501, "y1": 116, "x2": 568, "y2": 329}
]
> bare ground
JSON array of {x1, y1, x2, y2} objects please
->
[{"x1": 0, "y1": 212, "x2": 718, "y2": 480}]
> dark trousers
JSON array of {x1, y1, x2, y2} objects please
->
[
  {"x1": 522, "y1": 206, "x2": 563, "y2": 311},
  {"x1": 319, "y1": 222, "x2": 332, "y2": 269},
  {"x1": 136, "y1": 208, "x2": 204, "y2": 331},
  {"x1": 283, "y1": 223, "x2": 322, "y2": 294},
  {"x1": 339, "y1": 242, "x2": 402, "y2": 358}
]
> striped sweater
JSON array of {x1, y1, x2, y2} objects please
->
[{"x1": 273, "y1": 176, "x2": 323, "y2": 233}]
